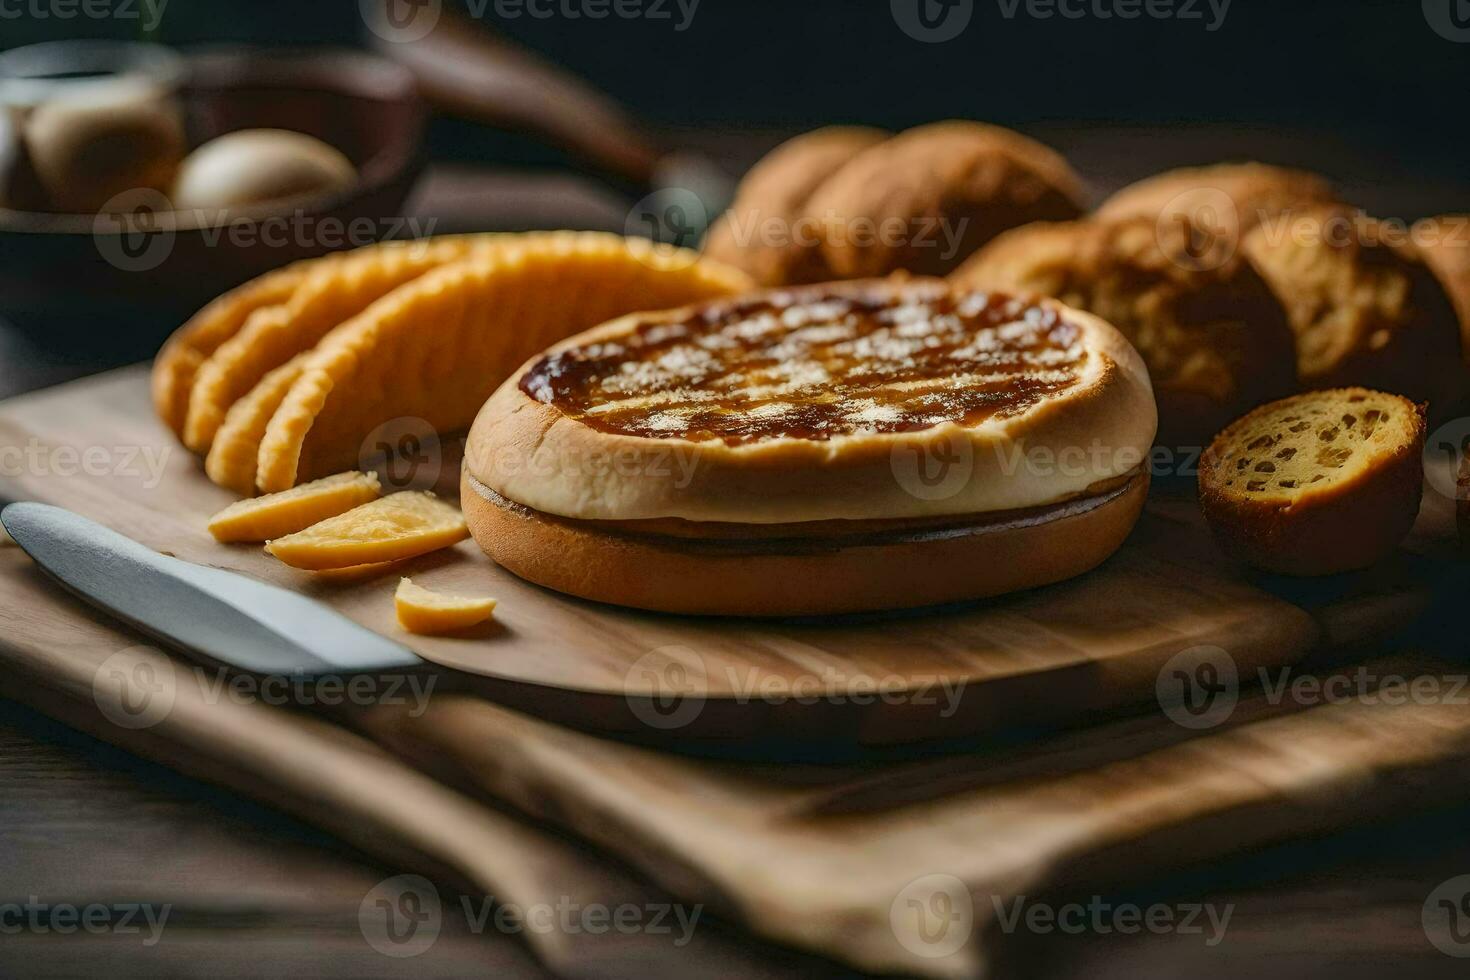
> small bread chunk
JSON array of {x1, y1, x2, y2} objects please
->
[
  {"x1": 394, "y1": 578, "x2": 496, "y2": 634},
  {"x1": 208, "y1": 471, "x2": 380, "y2": 542},
  {"x1": 265, "y1": 491, "x2": 467, "y2": 570},
  {"x1": 1199, "y1": 388, "x2": 1424, "y2": 575}
]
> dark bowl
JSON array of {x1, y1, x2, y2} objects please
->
[{"x1": 0, "y1": 47, "x2": 425, "y2": 335}]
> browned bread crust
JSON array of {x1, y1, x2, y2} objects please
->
[
  {"x1": 1243, "y1": 206, "x2": 1464, "y2": 410},
  {"x1": 462, "y1": 469, "x2": 1148, "y2": 617},
  {"x1": 701, "y1": 126, "x2": 889, "y2": 286},
  {"x1": 1198, "y1": 388, "x2": 1424, "y2": 575},
  {"x1": 703, "y1": 121, "x2": 1085, "y2": 285},
  {"x1": 1097, "y1": 162, "x2": 1337, "y2": 230},
  {"x1": 809, "y1": 121, "x2": 1086, "y2": 279},
  {"x1": 951, "y1": 215, "x2": 1297, "y2": 449}
]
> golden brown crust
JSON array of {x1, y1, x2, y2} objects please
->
[
  {"x1": 1244, "y1": 205, "x2": 1464, "y2": 410},
  {"x1": 1097, "y1": 162, "x2": 1338, "y2": 231},
  {"x1": 702, "y1": 126, "x2": 889, "y2": 286},
  {"x1": 1198, "y1": 388, "x2": 1424, "y2": 575},
  {"x1": 952, "y1": 215, "x2": 1298, "y2": 448},
  {"x1": 462, "y1": 468, "x2": 1148, "y2": 616},
  {"x1": 807, "y1": 121, "x2": 1086, "y2": 279},
  {"x1": 465, "y1": 280, "x2": 1157, "y2": 523},
  {"x1": 703, "y1": 121, "x2": 1084, "y2": 286}
]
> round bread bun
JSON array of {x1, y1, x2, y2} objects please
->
[
  {"x1": 702, "y1": 126, "x2": 889, "y2": 287},
  {"x1": 703, "y1": 121, "x2": 1085, "y2": 287},
  {"x1": 1097, "y1": 162, "x2": 1338, "y2": 231},
  {"x1": 462, "y1": 279, "x2": 1156, "y2": 615},
  {"x1": 462, "y1": 468, "x2": 1148, "y2": 617},
  {"x1": 806, "y1": 121, "x2": 1086, "y2": 279},
  {"x1": 951, "y1": 215, "x2": 1298, "y2": 450},
  {"x1": 1198, "y1": 388, "x2": 1424, "y2": 576},
  {"x1": 465, "y1": 278, "x2": 1155, "y2": 525},
  {"x1": 1243, "y1": 205, "x2": 1465, "y2": 411}
]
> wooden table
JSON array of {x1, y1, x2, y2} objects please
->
[{"x1": 4, "y1": 144, "x2": 1469, "y2": 978}]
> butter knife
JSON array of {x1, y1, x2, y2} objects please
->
[{"x1": 1, "y1": 501, "x2": 424, "y2": 677}]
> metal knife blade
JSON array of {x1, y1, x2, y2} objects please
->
[{"x1": 1, "y1": 501, "x2": 424, "y2": 677}]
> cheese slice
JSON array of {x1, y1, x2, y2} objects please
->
[
  {"x1": 207, "y1": 471, "x2": 380, "y2": 542},
  {"x1": 394, "y1": 577, "x2": 497, "y2": 634},
  {"x1": 264, "y1": 491, "x2": 466, "y2": 569}
]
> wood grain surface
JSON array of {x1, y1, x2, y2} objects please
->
[
  {"x1": 5, "y1": 539, "x2": 1470, "y2": 978},
  {"x1": 0, "y1": 367, "x2": 1448, "y2": 743}
]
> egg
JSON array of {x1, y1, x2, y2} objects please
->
[
  {"x1": 172, "y1": 129, "x2": 356, "y2": 212},
  {"x1": 23, "y1": 86, "x2": 185, "y2": 213}
]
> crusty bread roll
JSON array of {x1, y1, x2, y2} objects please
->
[
  {"x1": 1243, "y1": 205, "x2": 1464, "y2": 411},
  {"x1": 951, "y1": 215, "x2": 1298, "y2": 449},
  {"x1": 701, "y1": 126, "x2": 889, "y2": 286},
  {"x1": 1097, "y1": 162, "x2": 1337, "y2": 231},
  {"x1": 703, "y1": 121, "x2": 1085, "y2": 286},
  {"x1": 807, "y1": 121, "x2": 1086, "y2": 280},
  {"x1": 1198, "y1": 388, "x2": 1424, "y2": 575},
  {"x1": 463, "y1": 279, "x2": 1156, "y2": 615}
]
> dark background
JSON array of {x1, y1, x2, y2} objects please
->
[
  {"x1": 1, "y1": 1, "x2": 1467, "y2": 392},
  {"x1": 5, "y1": 0, "x2": 1468, "y2": 189}
]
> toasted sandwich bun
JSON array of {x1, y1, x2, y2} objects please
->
[{"x1": 462, "y1": 279, "x2": 1157, "y2": 615}]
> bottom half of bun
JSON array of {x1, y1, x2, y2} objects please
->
[{"x1": 462, "y1": 468, "x2": 1149, "y2": 617}]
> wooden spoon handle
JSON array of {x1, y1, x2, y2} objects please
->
[{"x1": 365, "y1": 4, "x2": 661, "y2": 186}]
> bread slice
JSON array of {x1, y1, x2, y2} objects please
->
[
  {"x1": 1198, "y1": 388, "x2": 1424, "y2": 575},
  {"x1": 1243, "y1": 206, "x2": 1463, "y2": 411}
]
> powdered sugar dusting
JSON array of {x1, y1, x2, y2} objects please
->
[{"x1": 521, "y1": 283, "x2": 1088, "y2": 444}]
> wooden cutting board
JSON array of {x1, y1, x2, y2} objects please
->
[{"x1": 0, "y1": 366, "x2": 1449, "y2": 744}]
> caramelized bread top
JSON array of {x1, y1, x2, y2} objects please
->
[
  {"x1": 467, "y1": 279, "x2": 1157, "y2": 524},
  {"x1": 519, "y1": 282, "x2": 1088, "y2": 445}
]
